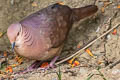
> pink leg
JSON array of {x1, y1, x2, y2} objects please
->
[
  {"x1": 44, "y1": 56, "x2": 59, "y2": 70},
  {"x1": 38, "y1": 56, "x2": 59, "y2": 70},
  {"x1": 15, "y1": 61, "x2": 42, "y2": 74},
  {"x1": 15, "y1": 56, "x2": 59, "y2": 74},
  {"x1": 48, "y1": 56, "x2": 59, "y2": 68}
]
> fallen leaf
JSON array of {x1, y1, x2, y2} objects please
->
[
  {"x1": 71, "y1": 60, "x2": 80, "y2": 67},
  {"x1": 0, "y1": 32, "x2": 3, "y2": 38},
  {"x1": 68, "y1": 57, "x2": 80, "y2": 67},
  {"x1": 97, "y1": 61, "x2": 104, "y2": 65},
  {"x1": 18, "y1": 58, "x2": 23, "y2": 64},
  {"x1": 117, "y1": 5, "x2": 120, "y2": 8},
  {"x1": 103, "y1": 1, "x2": 112, "y2": 7},
  {"x1": 32, "y1": 2, "x2": 37, "y2": 7},
  {"x1": 57, "y1": 1, "x2": 64, "y2": 5},
  {"x1": 112, "y1": 29, "x2": 117, "y2": 35},
  {"x1": 77, "y1": 45, "x2": 81, "y2": 49},
  {"x1": 74, "y1": 61, "x2": 80, "y2": 66},
  {"x1": 101, "y1": 7, "x2": 105, "y2": 13},
  {"x1": 14, "y1": 56, "x2": 23, "y2": 64},
  {"x1": 85, "y1": 49, "x2": 94, "y2": 57},
  {"x1": 40, "y1": 62, "x2": 49, "y2": 68},
  {"x1": 0, "y1": 70, "x2": 4, "y2": 74},
  {"x1": 101, "y1": 1, "x2": 112, "y2": 13},
  {"x1": 3, "y1": 51, "x2": 7, "y2": 57},
  {"x1": 67, "y1": 57, "x2": 75, "y2": 64},
  {"x1": 6, "y1": 66, "x2": 13, "y2": 73},
  {"x1": 11, "y1": 64, "x2": 18, "y2": 67}
]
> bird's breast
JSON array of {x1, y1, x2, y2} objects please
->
[{"x1": 14, "y1": 31, "x2": 54, "y2": 60}]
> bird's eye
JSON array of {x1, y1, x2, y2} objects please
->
[{"x1": 17, "y1": 32, "x2": 19, "y2": 36}]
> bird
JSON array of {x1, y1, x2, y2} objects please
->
[{"x1": 7, "y1": 3, "x2": 98, "y2": 72}]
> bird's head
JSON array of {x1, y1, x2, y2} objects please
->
[{"x1": 7, "y1": 23, "x2": 22, "y2": 51}]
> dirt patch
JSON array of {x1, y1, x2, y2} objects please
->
[{"x1": 0, "y1": 0, "x2": 120, "y2": 80}]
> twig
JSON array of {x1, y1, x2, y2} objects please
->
[
  {"x1": 55, "y1": 23, "x2": 120, "y2": 65},
  {"x1": 106, "y1": 59, "x2": 120, "y2": 69}
]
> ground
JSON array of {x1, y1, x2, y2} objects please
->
[{"x1": 0, "y1": 0, "x2": 120, "y2": 80}]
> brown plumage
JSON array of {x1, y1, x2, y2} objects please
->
[{"x1": 7, "y1": 3, "x2": 98, "y2": 70}]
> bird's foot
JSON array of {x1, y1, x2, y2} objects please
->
[
  {"x1": 14, "y1": 61, "x2": 42, "y2": 74},
  {"x1": 14, "y1": 56, "x2": 59, "y2": 74},
  {"x1": 37, "y1": 62, "x2": 56, "y2": 72},
  {"x1": 38, "y1": 56, "x2": 59, "y2": 71}
]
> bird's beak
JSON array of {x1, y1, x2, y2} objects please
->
[{"x1": 11, "y1": 42, "x2": 15, "y2": 52}]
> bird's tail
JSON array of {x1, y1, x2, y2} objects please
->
[{"x1": 72, "y1": 5, "x2": 98, "y2": 22}]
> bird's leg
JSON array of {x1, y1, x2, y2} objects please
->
[
  {"x1": 49, "y1": 56, "x2": 59, "y2": 68},
  {"x1": 16, "y1": 56, "x2": 59, "y2": 74},
  {"x1": 27, "y1": 61, "x2": 42, "y2": 69},
  {"x1": 47, "y1": 56, "x2": 59, "y2": 68},
  {"x1": 16, "y1": 60, "x2": 42, "y2": 74},
  {"x1": 38, "y1": 45, "x2": 63, "y2": 70},
  {"x1": 46, "y1": 45, "x2": 63, "y2": 69},
  {"x1": 38, "y1": 56, "x2": 59, "y2": 70}
]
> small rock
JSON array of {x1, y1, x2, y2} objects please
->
[
  {"x1": 107, "y1": 35, "x2": 111, "y2": 40},
  {"x1": 96, "y1": 27, "x2": 100, "y2": 32}
]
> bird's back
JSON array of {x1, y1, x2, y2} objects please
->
[{"x1": 20, "y1": 3, "x2": 73, "y2": 48}]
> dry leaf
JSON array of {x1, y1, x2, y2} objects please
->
[
  {"x1": 11, "y1": 64, "x2": 18, "y2": 67},
  {"x1": 97, "y1": 61, "x2": 104, "y2": 65},
  {"x1": 32, "y1": 2, "x2": 37, "y2": 7},
  {"x1": 74, "y1": 61, "x2": 80, "y2": 66},
  {"x1": 0, "y1": 32, "x2": 3, "y2": 38},
  {"x1": 112, "y1": 29, "x2": 117, "y2": 35},
  {"x1": 85, "y1": 48, "x2": 94, "y2": 57},
  {"x1": 71, "y1": 60, "x2": 80, "y2": 67},
  {"x1": 6, "y1": 66, "x2": 13, "y2": 73},
  {"x1": 57, "y1": 1, "x2": 64, "y2": 5},
  {"x1": 14, "y1": 56, "x2": 23, "y2": 64},
  {"x1": 101, "y1": 7, "x2": 105, "y2": 13},
  {"x1": 18, "y1": 58, "x2": 23, "y2": 64},
  {"x1": 67, "y1": 57, "x2": 75, "y2": 64},
  {"x1": 77, "y1": 45, "x2": 81, "y2": 49},
  {"x1": 103, "y1": 1, "x2": 112, "y2": 7},
  {"x1": 40, "y1": 62, "x2": 49, "y2": 68},
  {"x1": 0, "y1": 70, "x2": 5, "y2": 74},
  {"x1": 68, "y1": 58, "x2": 80, "y2": 67},
  {"x1": 117, "y1": 5, "x2": 120, "y2": 8},
  {"x1": 3, "y1": 51, "x2": 7, "y2": 57}
]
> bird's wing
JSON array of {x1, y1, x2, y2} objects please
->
[{"x1": 20, "y1": 3, "x2": 73, "y2": 48}]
